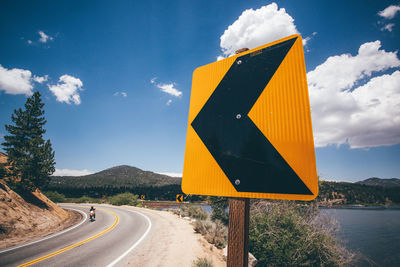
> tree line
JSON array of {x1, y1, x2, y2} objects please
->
[
  {"x1": 45, "y1": 183, "x2": 204, "y2": 202},
  {"x1": 317, "y1": 180, "x2": 400, "y2": 205}
]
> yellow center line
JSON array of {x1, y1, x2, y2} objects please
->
[{"x1": 17, "y1": 207, "x2": 119, "y2": 267}]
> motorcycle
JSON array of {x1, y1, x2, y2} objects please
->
[{"x1": 89, "y1": 210, "x2": 96, "y2": 222}]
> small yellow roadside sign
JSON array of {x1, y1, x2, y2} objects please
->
[
  {"x1": 182, "y1": 35, "x2": 318, "y2": 201},
  {"x1": 176, "y1": 194, "x2": 183, "y2": 203},
  {"x1": 140, "y1": 194, "x2": 145, "y2": 200}
]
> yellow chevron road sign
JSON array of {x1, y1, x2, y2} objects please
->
[{"x1": 182, "y1": 35, "x2": 318, "y2": 201}]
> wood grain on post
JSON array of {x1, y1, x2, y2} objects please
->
[
  {"x1": 227, "y1": 47, "x2": 251, "y2": 267},
  {"x1": 227, "y1": 198, "x2": 250, "y2": 267}
]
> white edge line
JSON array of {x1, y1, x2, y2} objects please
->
[
  {"x1": 106, "y1": 208, "x2": 152, "y2": 267},
  {"x1": 0, "y1": 207, "x2": 87, "y2": 254}
]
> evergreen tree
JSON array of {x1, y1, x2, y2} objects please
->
[{"x1": 1, "y1": 91, "x2": 55, "y2": 191}]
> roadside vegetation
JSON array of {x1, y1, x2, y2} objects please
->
[
  {"x1": 178, "y1": 205, "x2": 208, "y2": 220},
  {"x1": 108, "y1": 192, "x2": 139, "y2": 206},
  {"x1": 250, "y1": 201, "x2": 355, "y2": 266},
  {"x1": 206, "y1": 197, "x2": 356, "y2": 266},
  {"x1": 44, "y1": 191, "x2": 141, "y2": 207},
  {"x1": 192, "y1": 257, "x2": 213, "y2": 267},
  {"x1": 171, "y1": 204, "x2": 228, "y2": 249},
  {"x1": 193, "y1": 219, "x2": 227, "y2": 249},
  {"x1": 45, "y1": 191, "x2": 66, "y2": 203}
]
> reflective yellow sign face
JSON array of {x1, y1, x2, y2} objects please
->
[
  {"x1": 182, "y1": 35, "x2": 318, "y2": 200},
  {"x1": 140, "y1": 194, "x2": 145, "y2": 200},
  {"x1": 176, "y1": 194, "x2": 183, "y2": 203}
]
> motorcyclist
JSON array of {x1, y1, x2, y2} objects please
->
[{"x1": 89, "y1": 206, "x2": 96, "y2": 219}]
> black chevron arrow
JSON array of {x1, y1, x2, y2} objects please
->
[{"x1": 191, "y1": 37, "x2": 312, "y2": 195}]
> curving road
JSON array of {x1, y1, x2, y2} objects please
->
[{"x1": 0, "y1": 204, "x2": 151, "y2": 267}]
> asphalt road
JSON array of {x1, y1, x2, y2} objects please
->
[{"x1": 0, "y1": 204, "x2": 151, "y2": 267}]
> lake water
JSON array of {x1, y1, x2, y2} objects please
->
[
  {"x1": 194, "y1": 205, "x2": 400, "y2": 266},
  {"x1": 322, "y1": 208, "x2": 400, "y2": 267},
  {"x1": 165, "y1": 205, "x2": 400, "y2": 265}
]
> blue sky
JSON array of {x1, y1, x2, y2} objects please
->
[{"x1": 0, "y1": 0, "x2": 399, "y2": 182}]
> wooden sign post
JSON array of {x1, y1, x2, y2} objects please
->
[
  {"x1": 227, "y1": 48, "x2": 250, "y2": 267},
  {"x1": 227, "y1": 197, "x2": 250, "y2": 267}
]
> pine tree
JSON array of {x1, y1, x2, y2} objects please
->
[{"x1": 1, "y1": 91, "x2": 55, "y2": 191}]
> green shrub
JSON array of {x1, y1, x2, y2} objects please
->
[
  {"x1": 249, "y1": 201, "x2": 355, "y2": 266},
  {"x1": 192, "y1": 257, "x2": 213, "y2": 267},
  {"x1": 75, "y1": 195, "x2": 91, "y2": 203},
  {"x1": 108, "y1": 193, "x2": 139, "y2": 206},
  {"x1": 45, "y1": 191, "x2": 66, "y2": 203},
  {"x1": 207, "y1": 196, "x2": 228, "y2": 225}
]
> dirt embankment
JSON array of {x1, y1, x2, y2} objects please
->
[{"x1": 0, "y1": 181, "x2": 81, "y2": 249}]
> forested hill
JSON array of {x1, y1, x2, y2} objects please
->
[
  {"x1": 50, "y1": 165, "x2": 181, "y2": 188},
  {"x1": 318, "y1": 179, "x2": 400, "y2": 206},
  {"x1": 356, "y1": 177, "x2": 400, "y2": 188}
]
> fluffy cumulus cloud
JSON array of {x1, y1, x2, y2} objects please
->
[
  {"x1": 378, "y1": 5, "x2": 400, "y2": 19},
  {"x1": 219, "y1": 2, "x2": 301, "y2": 57},
  {"x1": 48, "y1": 75, "x2": 83, "y2": 105},
  {"x1": 308, "y1": 41, "x2": 400, "y2": 148},
  {"x1": 53, "y1": 168, "x2": 93, "y2": 176},
  {"x1": 38, "y1": 30, "x2": 53, "y2": 43},
  {"x1": 0, "y1": 64, "x2": 34, "y2": 95},
  {"x1": 151, "y1": 77, "x2": 182, "y2": 98}
]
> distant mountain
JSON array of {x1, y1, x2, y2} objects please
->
[
  {"x1": 50, "y1": 165, "x2": 181, "y2": 188},
  {"x1": 318, "y1": 179, "x2": 400, "y2": 206},
  {"x1": 356, "y1": 178, "x2": 400, "y2": 188}
]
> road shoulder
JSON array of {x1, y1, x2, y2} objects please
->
[
  {"x1": 0, "y1": 208, "x2": 82, "y2": 250},
  {"x1": 121, "y1": 206, "x2": 226, "y2": 267}
]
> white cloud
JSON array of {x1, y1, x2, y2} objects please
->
[
  {"x1": 33, "y1": 75, "x2": 48, "y2": 84},
  {"x1": 38, "y1": 30, "x2": 53, "y2": 43},
  {"x1": 27, "y1": 40, "x2": 32, "y2": 45},
  {"x1": 381, "y1": 23, "x2": 395, "y2": 32},
  {"x1": 303, "y1": 32, "x2": 317, "y2": 47},
  {"x1": 151, "y1": 78, "x2": 182, "y2": 97},
  {"x1": 53, "y1": 168, "x2": 93, "y2": 176},
  {"x1": 166, "y1": 99, "x2": 172, "y2": 106},
  {"x1": 48, "y1": 75, "x2": 83, "y2": 105},
  {"x1": 378, "y1": 5, "x2": 400, "y2": 19},
  {"x1": 0, "y1": 64, "x2": 34, "y2": 95},
  {"x1": 156, "y1": 172, "x2": 182, "y2": 178},
  {"x1": 157, "y1": 83, "x2": 182, "y2": 97},
  {"x1": 113, "y1": 91, "x2": 128, "y2": 97},
  {"x1": 308, "y1": 41, "x2": 400, "y2": 148},
  {"x1": 219, "y1": 2, "x2": 302, "y2": 57}
]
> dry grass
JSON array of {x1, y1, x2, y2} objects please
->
[
  {"x1": 192, "y1": 257, "x2": 214, "y2": 267},
  {"x1": 172, "y1": 205, "x2": 209, "y2": 220},
  {"x1": 193, "y1": 219, "x2": 227, "y2": 249}
]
